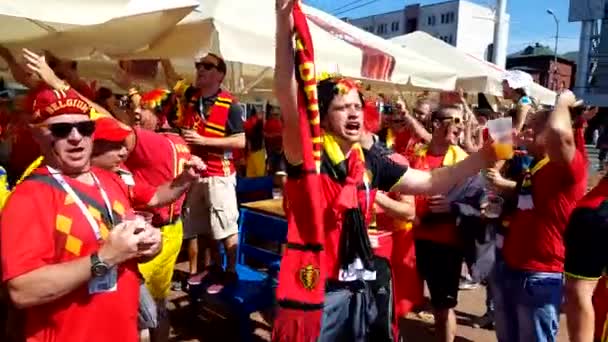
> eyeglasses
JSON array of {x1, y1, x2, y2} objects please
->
[
  {"x1": 40, "y1": 121, "x2": 96, "y2": 139},
  {"x1": 195, "y1": 61, "x2": 218, "y2": 71},
  {"x1": 435, "y1": 116, "x2": 462, "y2": 125}
]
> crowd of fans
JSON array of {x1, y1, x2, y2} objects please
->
[{"x1": 0, "y1": 2, "x2": 606, "y2": 342}]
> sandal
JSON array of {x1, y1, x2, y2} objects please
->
[{"x1": 206, "y1": 271, "x2": 238, "y2": 295}]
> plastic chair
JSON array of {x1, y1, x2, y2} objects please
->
[
  {"x1": 235, "y1": 176, "x2": 274, "y2": 204},
  {"x1": 189, "y1": 207, "x2": 287, "y2": 340}
]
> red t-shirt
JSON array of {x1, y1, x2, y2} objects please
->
[
  {"x1": 1, "y1": 166, "x2": 140, "y2": 342},
  {"x1": 125, "y1": 129, "x2": 191, "y2": 226},
  {"x1": 573, "y1": 117, "x2": 588, "y2": 163},
  {"x1": 412, "y1": 153, "x2": 460, "y2": 245},
  {"x1": 9, "y1": 126, "x2": 40, "y2": 178},
  {"x1": 503, "y1": 151, "x2": 587, "y2": 272},
  {"x1": 264, "y1": 118, "x2": 283, "y2": 153}
]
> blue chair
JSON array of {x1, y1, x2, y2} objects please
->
[
  {"x1": 189, "y1": 207, "x2": 287, "y2": 340},
  {"x1": 235, "y1": 176, "x2": 274, "y2": 204}
]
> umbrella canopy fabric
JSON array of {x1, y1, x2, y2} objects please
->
[
  {"x1": 0, "y1": 0, "x2": 197, "y2": 57},
  {"x1": 116, "y1": 0, "x2": 458, "y2": 91},
  {"x1": 391, "y1": 31, "x2": 556, "y2": 105}
]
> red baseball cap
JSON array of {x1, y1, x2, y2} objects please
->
[
  {"x1": 93, "y1": 117, "x2": 132, "y2": 142},
  {"x1": 32, "y1": 87, "x2": 91, "y2": 123}
]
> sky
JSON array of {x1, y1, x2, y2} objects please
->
[{"x1": 304, "y1": 0, "x2": 581, "y2": 54}]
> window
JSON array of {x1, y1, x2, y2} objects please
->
[
  {"x1": 428, "y1": 15, "x2": 436, "y2": 26},
  {"x1": 427, "y1": 16, "x2": 431, "y2": 26},
  {"x1": 441, "y1": 14, "x2": 445, "y2": 24},
  {"x1": 448, "y1": 34, "x2": 453, "y2": 44},
  {"x1": 377, "y1": 23, "x2": 388, "y2": 34},
  {"x1": 391, "y1": 21, "x2": 400, "y2": 32},
  {"x1": 449, "y1": 12, "x2": 455, "y2": 23}
]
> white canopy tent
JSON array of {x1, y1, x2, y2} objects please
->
[
  {"x1": 0, "y1": 0, "x2": 198, "y2": 57},
  {"x1": 105, "y1": 0, "x2": 458, "y2": 95},
  {"x1": 390, "y1": 31, "x2": 557, "y2": 105}
]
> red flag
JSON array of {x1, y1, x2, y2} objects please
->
[{"x1": 272, "y1": 2, "x2": 326, "y2": 341}]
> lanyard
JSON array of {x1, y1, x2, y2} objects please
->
[{"x1": 47, "y1": 166, "x2": 114, "y2": 240}]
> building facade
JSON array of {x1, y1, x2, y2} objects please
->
[
  {"x1": 346, "y1": 0, "x2": 507, "y2": 61},
  {"x1": 569, "y1": 0, "x2": 608, "y2": 106},
  {"x1": 507, "y1": 50, "x2": 576, "y2": 91}
]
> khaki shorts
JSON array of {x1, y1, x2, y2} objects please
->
[{"x1": 182, "y1": 174, "x2": 239, "y2": 241}]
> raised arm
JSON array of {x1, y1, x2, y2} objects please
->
[
  {"x1": 274, "y1": 0, "x2": 302, "y2": 164},
  {"x1": 22, "y1": 49, "x2": 113, "y2": 118},
  {"x1": 545, "y1": 90, "x2": 577, "y2": 165},
  {"x1": 160, "y1": 59, "x2": 181, "y2": 90},
  {"x1": 513, "y1": 102, "x2": 532, "y2": 133},
  {"x1": 0, "y1": 46, "x2": 36, "y2": 88},
  {"x1": 393, "y1": 148, "x2": 493, "y2": 195}
]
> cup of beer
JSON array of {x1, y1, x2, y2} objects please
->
[{"x1": 487, "y1": 117, "x2": 514, "y2": 160}]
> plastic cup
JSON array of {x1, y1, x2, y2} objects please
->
[
  {"x1": 487, "y1": 117, "x2": 514, "y2": 160},
  {"x1": 125, "y1": 211, "x2": 153, "y2": 234}
]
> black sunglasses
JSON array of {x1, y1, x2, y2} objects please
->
[
  {"x1": 42, "y1": 121, "x2": 96, "y2": 139},
  {"x1": 195, "y1": 61, "x2": 217, "y2": 71}
]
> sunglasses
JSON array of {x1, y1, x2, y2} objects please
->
[
  {"x1": 195, "y1": 61, "x2": 218, "y2": 71},
  {"x1": 435, "y1": 116, "x2": 463, "y2": 125},
  {"x1": 40, "y1": 121, "x2": 96, "y2": 139}
]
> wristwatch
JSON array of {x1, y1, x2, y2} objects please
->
[{"x1": 90, "y1": 252, "x2": 110, "y2": 277}]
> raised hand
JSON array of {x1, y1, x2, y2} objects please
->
[{"x1": 22, "y1": 48, "x2": 64, "y2": 90}]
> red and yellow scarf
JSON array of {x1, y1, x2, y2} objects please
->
[{"x1": 271, "y1": 3, "x2": 325, "y2": 341}]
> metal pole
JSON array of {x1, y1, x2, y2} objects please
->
[
  {"x1": 492, "y1": 0, "x2": 508, "y2": 68},
  {"x1": 547, "y1": 9, "x2": 559, "y2": 90},
  {"x1": 575, "y1": 21, "x2": 593, "y2": 97}
]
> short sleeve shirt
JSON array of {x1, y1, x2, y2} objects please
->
[
  {"x1": 125, "y1": 129, "x2": 191, "y2": 225},
  {"x1": 285, "y1": 147, "x2": 408, "y2": 278},
  {"x1": 1, "y1": 166, "x2": 140, "y2": 342}
]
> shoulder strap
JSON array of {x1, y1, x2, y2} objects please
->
[
  {"x1": 165, "y1": 137, "x2": 179, "y2": 222},
  {"x1": 26, "y1": 174, "x2": 122, "y2": 227}
]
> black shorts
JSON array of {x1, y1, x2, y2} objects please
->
[
  {"x1": 564, "y1": 206, "x2": 608, "y2": 280},
  {"x1": 415, "y1": 239, "x2": 463, "y2": 309}
]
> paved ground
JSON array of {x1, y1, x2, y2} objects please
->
[
  {"x1": 164, "y1": 266, "x2": 571, "y2": 341},
  {"x1": 163, "y1": 146, "x2": 604, "y2": 341}
]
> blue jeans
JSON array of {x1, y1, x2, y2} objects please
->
[
  {"x1": 318, "y1": 281, "x2": 377, "y2": 342},
  {"x1": 490, "y1": 255, "x2": 563, "y2": 342}
]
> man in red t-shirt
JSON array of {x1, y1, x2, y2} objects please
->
[
  {"x1": 409, "y1": 106, "x2": 468, "y2": 342},
  {"x1": 92, "y1": 107, "x2": 203, "y2": 342},
  {"x1": 1, "y1": 86, "x2": 162, "y2": 342},
  {"x1": 490, "y1": 91, "x2": 587, "y2": 342},
  {"x1": 563, "y1": 177, "x2": 608, "y2": 342}
]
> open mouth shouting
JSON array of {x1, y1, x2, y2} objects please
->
[{"x1": 344, "y1": 121, "x2": 361, "y2": 136}]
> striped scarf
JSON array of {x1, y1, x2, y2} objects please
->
[{"x1": 272, "y1": 2, "x2": 325, "y2": 341}]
